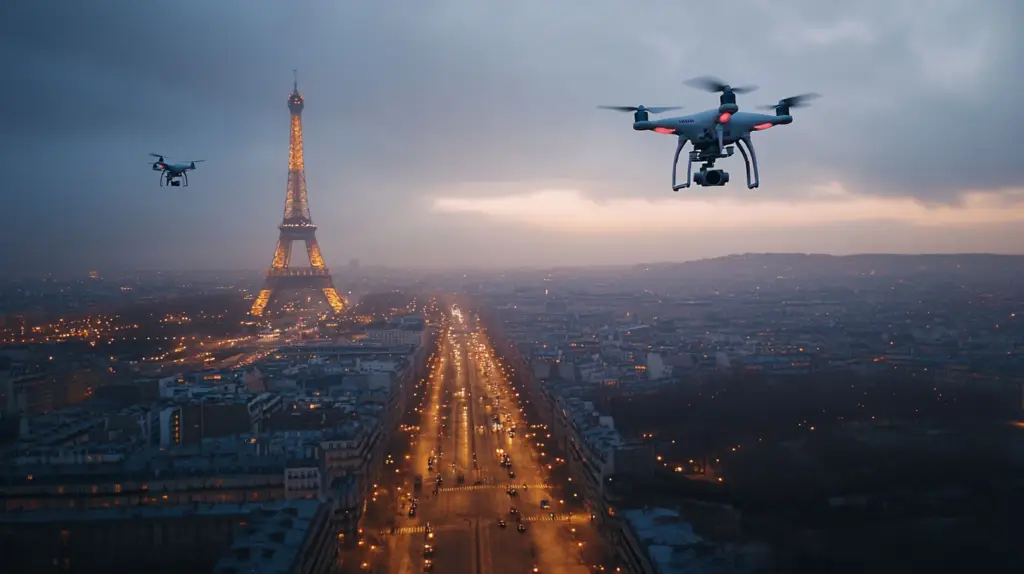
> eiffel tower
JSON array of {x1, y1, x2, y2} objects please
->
[{"x1": 250, "y1": 72, "x2": 345, "y2": 317}]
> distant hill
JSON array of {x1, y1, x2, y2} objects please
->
[{"x1": 630, "y1": 253, "x2": 1024, "y2": 283}]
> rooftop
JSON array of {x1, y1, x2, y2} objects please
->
[
  {"x1": 0, "y1": 499, "x2": 308, "y2": 524},
  {"x1": 622, "y1": 506, "x2": 766, "y2": 574},
  {"x1": 213, "y1": 499, "x2": 325, "y2": 574}
]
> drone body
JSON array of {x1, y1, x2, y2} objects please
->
[
  {"x1": 600, "y1": 76, "x2": 819, "y2": 190},
  {"x1": 149, "y1": 154, "x2": 205, "y2": 187}
]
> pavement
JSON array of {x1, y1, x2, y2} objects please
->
[{"x1": 364, "y1": 311, "x2": 600, "y2": 574}]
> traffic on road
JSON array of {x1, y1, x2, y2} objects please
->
[{"x1": 359, "y1": 304, "x2": 600, "y2": 574}]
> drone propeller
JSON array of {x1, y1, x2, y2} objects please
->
[
  {"x1": 148, "y1": 153, "x2": 165, "y2": 159},
  {"x1": 758, "y1": 93, "x2": 822, "y2": 111},
  {"x1": 598, "y1": 105, "x2": 682, "y2": 114},
  {"x1": 683, "y1": 76, "x2": 758, "y2": 95}
]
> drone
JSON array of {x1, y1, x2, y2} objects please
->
[
  {"x1": 600, "y1": 76, "x2": 820, "y2": 190},
  {"x1": 149, "y1": 154, "x2": 205, "y2": 187}
]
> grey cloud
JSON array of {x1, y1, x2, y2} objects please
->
[{"x1": 0, "y1": 0, "x2": 1020, "y2": 271}]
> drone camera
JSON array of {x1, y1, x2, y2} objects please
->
[
  {"x1": 170, "y1": 181, "x2": 181, "y2": 187},
  {"x1": 695, "y1": 169, "x2": 729, "y2": 187}
]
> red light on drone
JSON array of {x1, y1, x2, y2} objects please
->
[
  {"x1": 753, "y1": 123, "x2": 774, "y2": 130},
  {"x1": 653, "y1": 127, "x2": 676, "y2": 134},
  {"x1": 718, "y1": 112, "x2": 732, "y2": 123}
]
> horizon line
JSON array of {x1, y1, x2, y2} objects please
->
[{"x1": 9, "y1": 251, "x2": 1024, "y2": 277}]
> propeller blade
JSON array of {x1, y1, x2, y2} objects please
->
[
  {"x1": 190, "y1": 160, "x2": 206, "y2": 163},
  {"x1": 760, "y1": 93, "x2": 822, "y2": 110},
  {"x1": 597, "y1": 106, "x2": 682, "y2": 114},
  {"x1": 683, "y1": 76, "x2": 725, "y2": 92},
  {"x1": 642, "y1": 106, "x2": 682, "y2": 114},
  {"x1": 683, "y1": 76, "x2": 758, "y2": 94},
  {"x1": 148, "y1": 153, "x2": 165, "y2": 158},
  {"x1": 781, "y1": 93, "x2": 822, "y2": 107}
]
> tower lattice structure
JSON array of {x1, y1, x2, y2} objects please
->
[{"x1": 250, "y1": 73, "x2": 345, "y2": 317}]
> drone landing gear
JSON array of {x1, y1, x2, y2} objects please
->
[
  {"x1": 671, "y1": 138, "x2": 691, "y2": 191},
  {"x1": 736, "y1": 135, "x2": 759, "y2": 189},
  {"x1": 673, "y1": 139, "x2": 732, "y2": 190},
  {"x1": 670, "y1": 136, "x2": 760, "y2": 190},
  {"x1": 162, "y1": 172, "x2": 188, "y2": 188}
]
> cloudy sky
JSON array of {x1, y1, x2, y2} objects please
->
[{"x1": 2, "y1": 0, "x2": 1022, "y2": 273}]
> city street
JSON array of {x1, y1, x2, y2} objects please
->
[{"x1": 377, "y1": 307, "x2": 597, "y2": 574}]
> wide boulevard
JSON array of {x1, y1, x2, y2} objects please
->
[{"x1": 379, "y1": 306, "x2": 594, "y2": 574}]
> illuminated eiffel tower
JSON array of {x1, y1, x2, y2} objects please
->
[{"x1": 250, "y1": 72, "x2": 345, "y2": 317}]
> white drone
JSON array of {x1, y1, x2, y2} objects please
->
[
  {"x1": 149, "y1": 153, "x2": 205, "y2": 187},
  {"x1": 600, "y1": 76, "x2": 820, "y2": 190}
]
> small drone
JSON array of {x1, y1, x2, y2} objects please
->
[
  {"x1": 149, "y1": 153, "x2": 205, "y2": 187},
  {"x1": 600, "y1": 76, "x2": 820, "y2": 190}
]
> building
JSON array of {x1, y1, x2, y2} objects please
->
[
  {"x1": 213, "y1": 499, "x2": 335, "y2": 574},
  {"x1": 0, "y1": 499, "x2": 333, "y2": 574},
  {"x1": 616, "y1": 506, "x2": 771, "y2": 574},
  {"x1": 317, "y1": 421, "x2": 386, "y2": 541},
  {"x1": 285, "y1": 460, "x2": 321, "y2": 500}
]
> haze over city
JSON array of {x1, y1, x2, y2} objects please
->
[
  {"x1": 3, "y1": 0, "x2": 1023, "y2": 274},
  {"x1": 3, "y1": 3, "x2": 1024, "y2": 573}
]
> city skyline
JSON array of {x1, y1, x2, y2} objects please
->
[{"x1": 2, "y1": 0, "x2": 1022, "y2": 273}]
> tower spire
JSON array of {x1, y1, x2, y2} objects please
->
[{"x1": 292, "y1": 68, "x2": 298, "y2": 93}]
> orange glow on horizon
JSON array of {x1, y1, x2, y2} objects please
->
[{"x1": 432, "y1": 186, "x2": 1024, "y2": 234}]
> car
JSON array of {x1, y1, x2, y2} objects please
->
[
  {"x1": 517, "y1": 523, "x2": 527, "y2": 533},
  {"x1": 497, "y1": 519, "x2": 507, "y2": 528}
]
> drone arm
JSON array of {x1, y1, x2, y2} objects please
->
[
  {"x1": 737, "y1": 135, "x2": 760, "y2": 189},
  {"x1": 671, "y1": 137, "x2": 691, "y2": 191}
]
